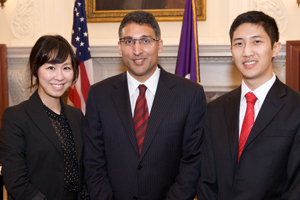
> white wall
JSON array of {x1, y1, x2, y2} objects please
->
[{"x1": 1, "y1": 0, "x2": 299, "y2": 48}]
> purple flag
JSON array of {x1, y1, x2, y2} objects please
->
[{"x1": 175, "y1": 0, "x2": 200, "y2": 83}]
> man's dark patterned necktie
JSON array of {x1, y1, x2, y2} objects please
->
[{"x1": 134, "y1": 84, "x2": 149, "y2": 155}]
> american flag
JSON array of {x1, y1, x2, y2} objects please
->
[{"x1": 68, "y1": 0, "x2": 94, "y2": 114}]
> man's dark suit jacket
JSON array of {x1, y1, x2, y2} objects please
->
[
  {"x1": 0, "y1": 90, "x2": 84, "y2": 200},
  {"x1": 198, "y1": 78, "x2": 300, "y2": 200},
  {"x1": 83, "y1": 67, "x2": 206, "y2": 200}
]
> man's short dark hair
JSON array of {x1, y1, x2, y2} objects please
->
[
  {"x1": 229, "y1": 11, "x2": 279, "y2": 47},
  {"x1": 119, "y1": 11, "x2": 161, "y2": 39}
]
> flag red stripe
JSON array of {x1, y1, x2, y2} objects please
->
[
  {"x1": 80, "y1": 62, "x2": 90, "y2": 103},
  {"x1": 68, "y1": 86, "x2": 81, "y2": 110}
]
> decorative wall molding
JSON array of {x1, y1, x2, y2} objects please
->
[
  {"x1": 7, "y1": 44, "x2": 286, "y2": 106},
  {"x1": 251, "y1": 0, "x2": 288, "y2": 33},
  {"x1": 11, "y1": 0, "x2": 37, "y2": 40},
  {"x1": 8, "y1": 67, "x2": 30, "y2": 106}
]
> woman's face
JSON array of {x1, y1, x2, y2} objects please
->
[{"x1": 37, "y1": 55, "x2": 74, "y2": 103}]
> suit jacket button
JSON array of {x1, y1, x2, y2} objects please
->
[
  {"x1": 133, "y1": 196, "x2": 138, "y2": 200},
  {"x1": 137, "y1": 165, "x2": 142, "y2": 170}
]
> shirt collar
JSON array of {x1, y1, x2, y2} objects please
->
[
  {"x1": 127, "y1": 66, "x2": 160, "y2": 96},
  {"x1": 241, "y1": 72, "x2": 276, "y2": 104}
]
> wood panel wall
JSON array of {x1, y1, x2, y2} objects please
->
[
  {"x1": 286, "y1": 41, "x2": 300, "y2": 91},
  {"x1": 0, "y1": 44, "x2": 8, "y2": 127}
]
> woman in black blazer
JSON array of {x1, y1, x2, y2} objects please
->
[{"x1": 0, "y1": 35, "x2": 88, "y2": 200}]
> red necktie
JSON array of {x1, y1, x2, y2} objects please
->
[
  {"x1": 134, "y1": 85, "x2": 149, "y2": 154},
  {"x1": 238, "y1": 92, "x2": 257, "y2": 161}
]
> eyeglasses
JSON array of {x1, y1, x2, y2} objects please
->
[{"x1": 119, "y1": 37, "x2": 160, "y2": 47}]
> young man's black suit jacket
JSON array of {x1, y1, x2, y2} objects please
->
[
  {"x1": 83, "y1": 66, "x2": 207, "y2": 200},
  {"x1": 0, "y1": 90, "x2": 84, "y2": 200},
  {"x1": 198, "y1": 78, "x2": 300, "y2": 200}
]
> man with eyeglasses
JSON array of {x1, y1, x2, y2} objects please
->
[{"x1": 83, "y1": 11, "x2": 206, "y2": 200}]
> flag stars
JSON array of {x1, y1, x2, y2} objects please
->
[{"x1": 72, "y1": 1, "x2": 92, "y2": 62}]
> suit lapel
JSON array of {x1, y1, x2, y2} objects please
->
[
  {"x1": 244, "y1": 78, "x2": 286, "y2": 149},
  {"x1": 140, "y1": 68, "x2": 177, "y2": 159},
  {"x1": 63, "y1": 103, "x2": 83, "y2": 163},
  {"x1": 26, "y1": 90, "x2": 63, "y2": 156},
  {"x1": 112, "y1": 72, "x2": 139, "y2": 154},
  {"x1": 224, "y1": 87, "x2": 241, "y2": 167}
]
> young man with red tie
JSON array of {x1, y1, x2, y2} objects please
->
[{"x1": 198, "y1": 11, "x2": 300, "y2": 200}]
